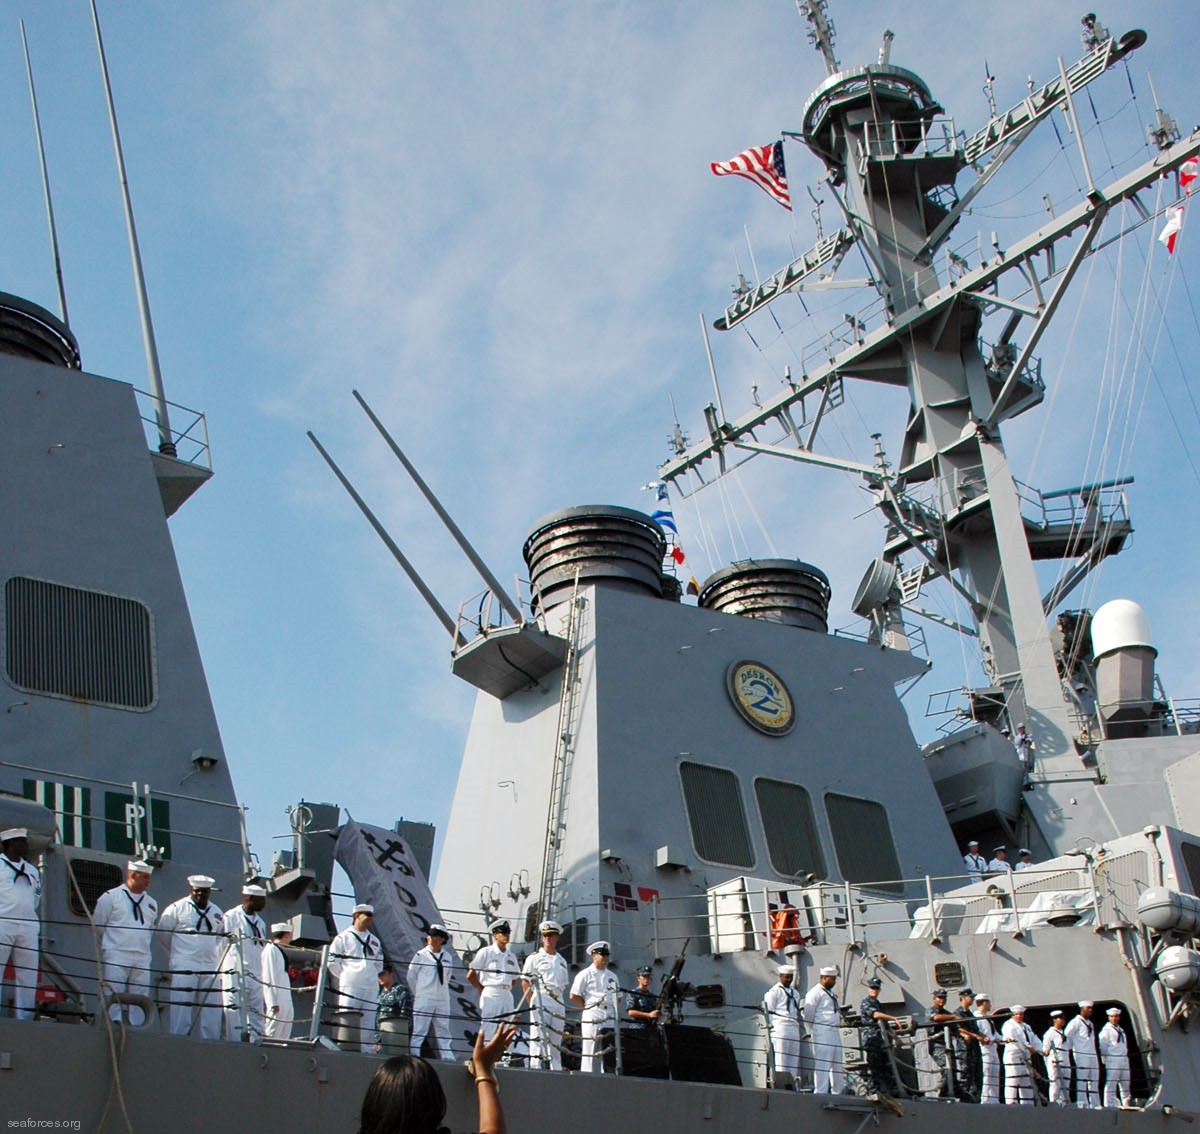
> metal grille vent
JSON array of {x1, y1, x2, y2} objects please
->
[
  {"x1": 4, "y1": 576, "x2": 155, "y2": 709},
  {"x1": 825, "y1": 793, "x2": 903, "y2": 893},
  {"x1": 679, "y1": 762, "x2": 755, "y2": 869},
  {"x1": 66, "y1": 858, "x2": 122, "y2": 916},
  {"x1": 755, "y1": 778, "x2": 826, "y2": 879}
]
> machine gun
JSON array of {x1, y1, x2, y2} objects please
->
[{"x1": 656, "y1": 938, "x2": 689, "y2": 1025}]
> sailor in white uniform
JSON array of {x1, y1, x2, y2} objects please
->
[
  {"x1": 261, "y1": 923, "x2": 294, "y2": 1039},
  {"x1": 973, "y1": 993, "x2": 1001, "y2": 1104},
  {"x1": 221, "y1": 883, "x2": 269, "y2": 1042},
  {"x1": 408, "y1": 923, "x2": 458, "y2": 1059},
  {"x1": 1099, "y1": 1007, "x2": 1131, "y2": 1107},
  {"x1": 987, "y1": 846, "x2": 1012, "y2": 873},
  {"x1": 157, "y1": 873, "x2": 224, "y2": 1038},
  {"x1": 1042, "y1": 1009, "x2": 1070, "y2": 1105},
  {"x1": 1014, "y1": 848, "x2": 1036, "y2": 872},
  {"x1": 762, "y1": 965, "x2": 803, "y2": 1089},
  {"x1": 521, "y1": 919, "x2": 571, "y2": 1070},
  {"x1": 963, "y1": 840, "x2": 987, "y2": 880},
  {"x1": 569, "y1": 940, "x2": 620, "y2": 1073},
  {"x1": 803, "y1": 965, "x2": 844, "y2": 1093},
  {"x1": 468, "y1": 919, "x2": 521, "y2": 1042},
  {"x1": 93, "y1": 859, "x2": 158, "y2": 1026},
  {"x1": 1064, "y1": 1000, "x2": 1101, "y2": 1108},
  {"x1": 0, "y1": 828, "x2": 41, "y2": 1020},
  {"x1": 328, "y1": 902, "x2": 384, "y2": 1052},
  {"x1": 1000, "y1": 1004, "x2": 1041, "y2": 1105}
]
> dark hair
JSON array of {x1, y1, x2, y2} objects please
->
[{"x1": 358, "y1": 1056, "x2": 447, "y2": 1134}]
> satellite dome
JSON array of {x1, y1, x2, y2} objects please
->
[{"x1": 1091, "y1": 599, "x2": 1155, "y2": 660}]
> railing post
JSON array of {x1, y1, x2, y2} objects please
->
[
  {"x1": 611, "y1": 987, "x2": 623, "y2": 1075},
  {"x1": 1006, "y1": 867, "x2": 1023, "y2": 936},
  {"x1": 926, "y1": 874, "x2": 940, "y2": 941},
  {"x1": 309, "y1": 944, "x2": 331, "y2": 1041},
  {"x1": 844, "y1": 882, "x2": 856, "y2": 944}
]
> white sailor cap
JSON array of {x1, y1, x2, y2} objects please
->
[
  {"x1": 588, "y1": 940, "x2": 611, "y2": 955},
  {"x1": 1078, "y1": 1000, "x2": 1094, "y2": 1008},
  {"x1": 187, "y1": 874, "x2": 216, "y2": 889},
  {"x1": 975, "y1": 993, "x2": 990, "y2": 1002},
  {"x1": 1106, "y1": 1007, "x2": 1121, "y2": 1016},
  {"x1": 819, "y1": 966, "x2": 838, "y2": 977},
  {"x1": 1018, "y1": 848, "x2": 1031, "y2": 856},
  {"x1": 428, "y1": 923, "x2": 450, "y2": 939},
  {"x1": 992, "y1": 845, "x2": 1007, "y2": 854},
  {"x1": 1009, "y1": 1004, "x2": 1026, "y2": 1013},
  {"x1": 127, "y1": 860, "x2": 154, "y2": 874},
  {"x1": 967, "y1": 840, "x2": 979, "y2": 847},
  {"x1": 777, "y1": 965, "x2": 794, "y2": 974},
  {"x1": 1050, "y1": 1009, "x2": 1064, "y2": 1017},
  {"x1": 488, "y1": 919, "x2": 511, "y2": 935},
  {"x1": 270, "y1": 922, "x2": 291, "y2": 936},
  {"x1": 351, "y1": 903, "x2": 374, "y2": 916},
  {"x1": 539, "y1": 919, "x2": 563, "y2": 935},
  {"x1": 1, "y1": 827, "x2": 28, "y2": 842},
  {"x1": 241, "y1": 883, "x2": 266, "y2": 897}
]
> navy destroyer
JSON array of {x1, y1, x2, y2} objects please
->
[{"x1": 3, "y1": 3, "x2": 1200, "y2": 1131}]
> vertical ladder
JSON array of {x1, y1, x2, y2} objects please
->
[{"x1": 537, "y1": 573, "x2": 586, "y2": 922}]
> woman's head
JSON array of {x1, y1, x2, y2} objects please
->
[{"x1": 359, "y1": 1056, "x2": 447, "y2": 1134}]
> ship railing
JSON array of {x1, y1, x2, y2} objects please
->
[
  {"x1": 859, "y1": 115, "x2": 960, "y2": 166},
  {"x1": 133, "y1": 388, "x2": 211, "y2": 468}
]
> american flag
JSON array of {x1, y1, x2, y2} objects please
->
[{"x1": 710, "y1": 140, "x2": 790, "y2": 210}]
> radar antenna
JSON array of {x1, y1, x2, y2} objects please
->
[{"x1": 797, "y1": 0, "x2": 839, "y2": 76}]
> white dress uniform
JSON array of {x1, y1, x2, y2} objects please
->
[
  {"x1": 157, "y1": 895, "x2": 225, "y2": 1038},
  {"x1": 762, "y1": 976, "x2": 803, "y2": 1086},
  {"x1": 522, "y1": 948, "x2": 570, "y2": 1070},
  {"x1": 973, "y1": 1003, "x2": 1001, "y2": 1104},
  {"x1": 408, "y1": 945, "x2": 457, "y2": 1059},
  {"x1": 260, "y1": 939, "x2": 294, "y2": 1039},
  {"x1": 963, "y1": 851, "x2": 987, "y2": 880},
  {"x1": 1001, "y1": 1014, "x2": 1041, "y2": 1105},
  {"x1": 93, "y1": 883, "x2": 158, "y2": 1026},
  {"x1": 1099, "y1": 1016, "x2": 1131, "y2": 1107},
  {"x1": 803, "y1": 979, "x2": 845, "y2": 1093},
  {"x1": 470, "y1": 943, "x2": 521, "y2": 1041},
  {"x1": 0, "y1": 850, "x2": 41, "y2": 1019},
  {"x1": 328, "y1": 925, "x2": 384, "y2": 1052},
  {"x1": 569, "y1": 962, "x2": 620, "y2": 1073},
  {"x1": 1042, "y1": 1023, "x2": 1070, "y2": 1105},
  {"x1": 221, "y1": 906, "x2": 269, "y2": 1042},
  {"x1": 1064, "y1": 1010, "x2": 1101, "y2": 1108}
]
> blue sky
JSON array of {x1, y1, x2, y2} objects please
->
[{"x1": 1, "y1": 1, "x2": 1196, "y2": 880}]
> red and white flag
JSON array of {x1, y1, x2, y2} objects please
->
[
  {"x1": 711, "y1": 140, "x2": 791, "y2": 210},
  {"x1": 1159, "y1": 206, "x2": 1184, "y2": 254},
  {"x1": 1181, "y1": 158, "x2": 1198, "y2": 196}
]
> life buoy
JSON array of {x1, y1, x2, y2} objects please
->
[{"x1": 770, "y1": 904, "x2": 804, "y2": 949}]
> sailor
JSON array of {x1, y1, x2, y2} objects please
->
[
  {"x1": 376, "y1": 966, "x2": 412, "y2": 1055},
  {"x1": 328, "y1": 902, "x2": 385, "y2": 1052},
  {"x1": 408, "y1": 923, "x2": 458, "y2": 1059},
  {"x1": 94, "y1": 859, "x2": 158, "y2": 1026},
  {"x1": 626, "y1": 965, "x2": 660, "y2": 1029},
  {"x1": 926, "y1": 988, "x2": 957, "y2": 1098},
  {"x1": 260, "y1": 922, "x2": 294, "y2": 1039},
  {"x1": 469, "y1": 919, "x2": 522, "y2": 1042},
  {"x1": 1064, "y1": 1000, "x2": 1101, "y2": 1108},
  {"x1": 963, "y1": 840, "x2": 987, "y2": 880},
  {"x1": 972, "y1": 993, "x2": 1001, "y2": 1105},
  {"x1": 221, "y1": 883, "x2": 269, "y2": 1042},
  {"x1": 954, "y1": 988, "x2": 983, "y2": 1103},
  {"x1": 0, "y1": 827, "x2": 41, "y2": 1020},
  {"x1": 1000, "y1": 1004, "x2": 1041, "y2": 1105},
  {"x1": 1042, "y1": 1009, "x2": 1070, "y2": 1106},
  {"x1": 157, "y1": 873, "x2": 225, "y2": 1038},
  {"x1": 859, "y1": 977, "x2": 904, "y2": 1097},
  {"x1": 987, "y1": 846, "x2": 1012, "y2": 873},
  {"x1": 1013, "y1": 723, "x2": 1036, "y2": 773},
  {"x1": 522, "y1": 918, "x2": 571, "y2": 1069},
  {"x1": 803, "y1": 966, "x2": 845, "y2": 1094},
  {"x1": 762, "y1": 965, "x2": 803, "y2": 1089},
  {"x1": 569, "y1": 940, "x2": 620, "y2": 1073},
  {"x1": 1099, "y1": 1007, "x2": 1131, "y2": 1107},
  {"x1": 1014, "y1": 849, "x2": 1035, "y2": 872}
]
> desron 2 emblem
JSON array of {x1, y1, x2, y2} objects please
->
[{"x1": 727, "y1": 661, "x2": 794, "y2": 736}]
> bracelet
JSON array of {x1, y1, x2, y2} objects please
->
[{"x1": 475, "y1": 1076, "x2": 498, "y2": 1087}]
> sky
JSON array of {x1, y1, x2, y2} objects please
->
[{"x1": 1, "y1": 1, "x2": 1196, "y2": 885}]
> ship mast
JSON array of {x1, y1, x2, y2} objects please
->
[{"x1": 661, "y1": 12, "x2": 1199, "y2": 777}]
